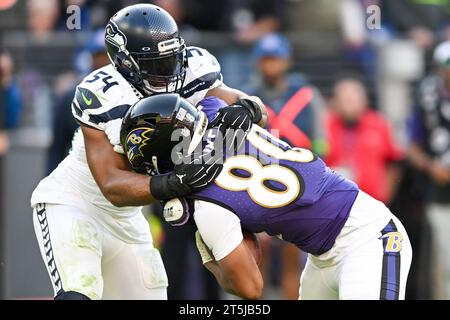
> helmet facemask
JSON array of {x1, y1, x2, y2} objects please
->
[
  {"x1": 136, "y1": 42, "x2": 187, "y2": 95},
  {"x1": 116, "y1": 38, "x2": 187, "y2": 96}
]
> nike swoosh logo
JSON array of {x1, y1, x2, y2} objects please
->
[{"x1": 81, "y1": 91, "x2": 93, "y2": 106}]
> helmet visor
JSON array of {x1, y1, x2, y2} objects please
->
[{"x1": 136, "y1": 50, "x2": 185, "y2": 80}]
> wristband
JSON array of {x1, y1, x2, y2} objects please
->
[
  {"x1": 150, "y1": 174, "x2": 190, "y2": 201},
  {"x1": 237, "y1": 98, "x2": 263, "y2": 124}
]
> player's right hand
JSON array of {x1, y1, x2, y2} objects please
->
[
  {"x1": 150, "y1": 152, "x2": 223, "y2": 201},
  {"x1": 208, "y1": 98, "x2": 264, "y2": 152},
  {"x1": 104, "y1": 118, "x2": 125, "y2": 154},
  {"x1": 209, "y1": 98, "x2": 263, "y2": 132}
]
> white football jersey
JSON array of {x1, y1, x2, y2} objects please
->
[{"x1": 31, "y1": 46, "x2": 223, "y2": 243}]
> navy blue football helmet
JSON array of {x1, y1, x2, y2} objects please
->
[{"x1": 105, "y1": 4, "x2": 187, "y2": 95}]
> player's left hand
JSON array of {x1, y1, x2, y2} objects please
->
[{"x1": 104, "y1": 118, "x2": 125, "y2": 154}]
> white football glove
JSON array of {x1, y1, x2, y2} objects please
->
[
  {"x1": 104, "y1": 118, "x2": 125, "y2": 154},
  {"x1": 195, "y1": 231, "x2": 214, "y2": 264}
]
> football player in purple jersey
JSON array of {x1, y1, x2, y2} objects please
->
[{"x1": 122, "y1": 94, "x2": 412, "y2": 300}]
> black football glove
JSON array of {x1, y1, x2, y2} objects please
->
[
  {"x1": 209, "y1": 98, "x2": 263, "y2": 133},
  {"x1": 209, "y1": 98, "x2": 263, "y2": 151},
  {"x1": 150, "y1": 150, "x2": 223, "y2": 201}
]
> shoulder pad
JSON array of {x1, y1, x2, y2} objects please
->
[
  {"x1": 72, "y1": 65, "x2": 139, "y2": 129},
  {"x1": 182, "y1": 47, "x2": 223, "y2": 103},
  {"x1": 185, "y1": 46, "x2": 221, "y2": 79}
]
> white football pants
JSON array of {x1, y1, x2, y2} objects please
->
[
  {"x1": 32, "y1": 203, "x2": 168, "y2": 300},
  {"x1": 299, "y1": 191, "x2": 412, "y2": 300}
]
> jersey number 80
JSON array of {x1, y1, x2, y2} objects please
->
[{"x1": 215, "y1": 126, "x2": 315, "y2": 208}]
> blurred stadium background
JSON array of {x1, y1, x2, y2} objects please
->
[{"x1": 1, "y1": 0, "x2": 450, "y2": 300}]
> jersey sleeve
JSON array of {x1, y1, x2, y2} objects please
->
[
  {"x1": 182, "y1": 47, "x2": 223, "y2": 106},
  {"x1": 71, "y1": 67, "x2": 133, "y2": 131},
  {"x1": 196, "y1": 96, "x2": 228, "y2": 123},
  {"x1": 71, "y1": 85, "x2": 131, "y2": 131},
  {"x1": 193, "y1": 200, "x2": 243, "y2": 261}
]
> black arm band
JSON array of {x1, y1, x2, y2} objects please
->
[
  {"x1": 150, "y1": 174, "x2": 191, "y2": 201},
  {"x1": 150, "y1": 174, "x2": 171, "y2": 201},
  {"x1": 236, "y1": 98, "x2": 263, "y2": 124}
]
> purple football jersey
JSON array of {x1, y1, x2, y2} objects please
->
[{"x1": 191, "y1": 97, "x2": 359, "y2": 256}]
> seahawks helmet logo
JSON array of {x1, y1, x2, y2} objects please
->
[
  {"x1": 125, "y1": 127, "x2": 154, "y2": 162},
  {"x1": 105, "y1": 21, "x2": 127, "y2": 53}
]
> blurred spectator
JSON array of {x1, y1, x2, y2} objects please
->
[
  {"x1": 407, "y1": 41, "x2": 450, "y2": 299},
  {"x1": 0, "y1": 50, "x2": 22, "y2": 129},
  {"x1": 340, "y1": 0, "x2": 372, "y2": 49},
  {"x1": 27, "y1": 0, "x2": 60, "y2": 39},
  {"x1": 21, "y1": 0, "x2": 66, "y2": 128},
  {"x1": 247, "y1": 33, "x2": 327, "y2": 153},
  {"x1": 325, "y1": 76, "x2": 404, "y2": 204},
  {"x1": 47, "y1": 29, "x2": 108, "y2": 173},
  {"x1": 383, "y1": 0, "x2": 450, "y2": 50},
  {"x1": 245, "y1": 33, "x2": 326, "y2": 300}
]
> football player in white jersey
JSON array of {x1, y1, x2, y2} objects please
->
[{"x1": 30, "y1": 4, "x2": 267, "y2": 300}]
